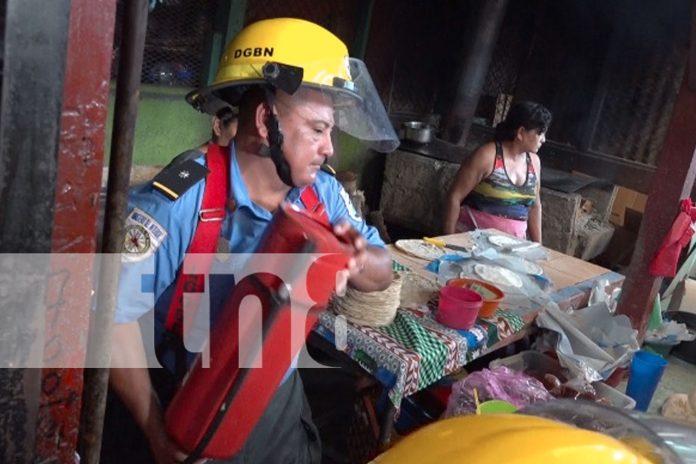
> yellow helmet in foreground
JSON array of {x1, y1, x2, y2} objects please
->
[
  {"x1": 371, "y1": 414, "x2": 659, "y2": 464},
  {"x1": 187, "y1": 17, "x2": 398, "y2": 153}
]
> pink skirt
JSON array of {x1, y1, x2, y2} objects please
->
[{"x1": 456, "y1": 205, "x2": 528, "y2": 239}]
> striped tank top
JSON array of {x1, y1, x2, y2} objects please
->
[{"x1": 464, "y1": 142, "x2": 537, "y2": 221}]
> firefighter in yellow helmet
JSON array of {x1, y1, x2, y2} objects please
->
[
  {"x1": 187, "y1": 17, "x2": 399, "y2": 187},
  {"x1": 107, "y1": 17, "x2": 397, "y2": 464}
]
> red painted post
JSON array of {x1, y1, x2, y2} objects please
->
[
  {"x1": 616, "y1": 74, "x2": 696, "y2": 338},
  {"x1": 37, "y1": 0, "x2": 117, "y2": 462}
]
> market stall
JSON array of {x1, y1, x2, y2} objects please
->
[{"x1": 312, "y1": 229, "x2": 624, "y2": 446}]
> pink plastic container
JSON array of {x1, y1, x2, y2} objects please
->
[{"x1": 436, "y1": 285, "x2": 483, "y2": 330}]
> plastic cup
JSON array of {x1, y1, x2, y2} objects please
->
[
  {"x1": 478, "y1": 400, "x2": 518, "y2": 415},
  {"x1": 625, "y1": 350, "x2": 668, "y2": 411},
  {"x1": 436, "y1": 286, "x2": 483, "y2": 330}
]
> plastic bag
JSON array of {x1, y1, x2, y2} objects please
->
[
  {"x1": 588, "y1": 278, "x2": 620, "y2": 313},
  {"x1": 444, "y1": 366, "x2": 553, "y2": 417},
  {"x1": 535, "y1": 302, "x2": 639, "y2": 382}
]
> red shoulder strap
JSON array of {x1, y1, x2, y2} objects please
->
[
  {"x1": 300, "y1": 185, "x2": 329, "y2": 225},
  {"x1": 164, "y1": 144, "x2": 229, "y2": 336}
]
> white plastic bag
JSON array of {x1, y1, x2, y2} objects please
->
[{"x1": 535, "y1": 301, "x2": 639, "y2": 382}]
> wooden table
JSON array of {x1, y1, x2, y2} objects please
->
[
  {"x1": 387, "y1": 230, "x2": 624, "y2": 359},
  {"x1": 389, "y1": 231, "x2": 624, "y2": 312}
]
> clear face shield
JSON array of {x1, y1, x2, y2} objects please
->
[
  {"x1": 187, "y1": 58, "x2": 399, "y2": 153},
  {"x1": 265, "y1": 58, "x2": 400, "y2": 153},
  {"x1": 326, "y1": 58, "x2": 399, "y2": 153}
]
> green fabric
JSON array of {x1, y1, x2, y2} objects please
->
[
  {"x1": 392, "y1": 260, "x2": 411, "y2": 272},
  {"x1": 497, "y1": 309, "x2": 525, "y2": 331},
  {"x1": 648, "y1": 295, "x2": 663, "y2": 331},
  {"x1": 480, "y1": 309, "x2": 525, "y2": 346},
  {"x1": 378, "y1": 312, "x2": 448, "y2": 389}
]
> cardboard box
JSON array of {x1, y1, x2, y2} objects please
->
[
  {"x1": 623, "y1": 207, "x2": 643, "y2": 233},
  {"x1": 610, "y1": 187, "x2": 647, "y2": 227},
  {"x1": 678, "y1": 278, "x2": 696, "y2": 314}
]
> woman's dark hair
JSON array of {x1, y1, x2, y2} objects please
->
[{"x1": 494, "y1": 101, "x2": 552, "y2": 142}]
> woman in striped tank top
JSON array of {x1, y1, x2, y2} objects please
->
[{"x1": 444, "y1": 101, "x2": 552, "y2": 242}]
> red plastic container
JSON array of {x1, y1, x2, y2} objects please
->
[
  {"x1": 446, "y1": 277, "x2": 504, "y2": 319},
  {"x1": 164, "y1": 203, "x2": 353, "y2": 460},
  {"x1": 436, "y1": 285, "x2": 483, "y2": 330}
]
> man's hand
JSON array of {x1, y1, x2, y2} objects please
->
[
  {"x1": 146, "y1": 420, "x2": 192, "y2": 464},
  {"x1": 333, "y1": 221, "x2": 369, "y2": 279},
  {"x1": 332, "y1": 221, "x2": 392, "y2": 293},
  {"x1": 110, "y1": 322, "x2": 207, "y2": 464},
  {"x1": 145, "y1": 413, "x2": 208, "y2": 464}
]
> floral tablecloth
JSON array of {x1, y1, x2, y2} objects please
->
[
  {"x1": 314, "y1": 305, "x2": 524, "y2": 408},
  {"x1": 313, "y1": 255, "x2": 622, "y2": 410}
]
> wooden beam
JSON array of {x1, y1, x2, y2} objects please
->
[
  {"x1": 689, "y1": 0, "x2": 696, "y2": 90},
  {"x1": 442, "y1": 0, "x2": 508, "y2": 146},
  {"x1": 202, "y1": 0, "x2": 247, "y2": 85},
  {"x1": 35, "y1": 0, "x2": 117, "y2": 462},
  {"x1": 351, "y1": 0, "x2": 374, "y2": 60},
  {"x1": 0, "y1": 0, "x2": 71, "y2": 461},
  {"x1": 616, "y1": 74, "x2": 696, "y2": 338},
  {"x1": 399, "y1": 127, "x2": 657, "y2": 194}
]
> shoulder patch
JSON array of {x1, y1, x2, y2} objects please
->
[
  {"x1": 338, "y1": 187, "x2": 361, "y2": 221},
  {"x1": 122, "y1": 208, "x2": 168, "y2": 262},
  {"x1": 320, "y1": 163, "x2": 336, "y2": 177},
  {"x1": 152, "y1": 158, "x2": 209, "y2": 200},
  {"x1": 169, "y1": 149, "x2": 205, "y2": 165}
]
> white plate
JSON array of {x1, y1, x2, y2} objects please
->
[
  {"x1": 519, "y1": 260, "x2": 543, "y2": 276},
  {"x1": 504, "y1": 256, "x2": 544, "y2": 276},
  {"x1": 394, "y1": 239, "x2": 445, "y2": 261},
  {"x1": 474, "y1": 263, "x2": 523, "y2": 288},
  {"x1": 488, "y1": 234, "x2": 524, "y2": 248}
]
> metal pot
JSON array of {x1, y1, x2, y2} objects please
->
[{"x1": 401, "y1": 121, "x2": 434, "y2": 144}]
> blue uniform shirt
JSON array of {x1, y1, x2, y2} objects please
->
[{"x1": 115, "y1": 143, "x2": 384, "y2": 365}]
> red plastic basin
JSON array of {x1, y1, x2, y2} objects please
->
[{"x1": 436, "y1": 285, "x2": 483, "y2": 330}]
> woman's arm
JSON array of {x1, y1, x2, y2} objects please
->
[
  {"x1": 527, "y1": 154, "x2": 543, "y2": 243},
  {"x1": 443, "y1": 143, "x2": 496, "y2": 234}
]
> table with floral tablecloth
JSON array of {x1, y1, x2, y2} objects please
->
[{"x1": 312, "y1": 231, "x2": 624, "y2": 410}]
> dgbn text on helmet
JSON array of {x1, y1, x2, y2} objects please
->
[{"x1": 233, "y1": 47, "x2": 274, "y2": 59}]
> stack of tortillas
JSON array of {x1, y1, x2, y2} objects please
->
[{"x1": 332, "y1": 272, "x2": 402, "y2": 327}]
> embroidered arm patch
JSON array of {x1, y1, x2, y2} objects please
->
[{"x1": 122, "y1": 208, "x2": 168, "y2": 262}]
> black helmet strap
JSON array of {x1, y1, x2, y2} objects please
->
[{"x1": 260, "y1": 87, "x2": 295, "y2": 188}]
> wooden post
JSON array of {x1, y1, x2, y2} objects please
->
[
  {"x1": 35, "y1": 0, "x2": 117, "y2": 462},
  {"x1": 441, "y1": 0, "x2": 508, "y2": 147},
  {"x1": 689, "y1": 0, "x2": 696, "y2": 90},
  {"x1": 0, "y1": 1, "x2": 71, "y2": 462},
  {"x1": 616, "y1": 73, "x2": 696, "y2": 337}
]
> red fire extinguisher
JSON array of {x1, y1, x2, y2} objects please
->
[{"x1": 164, "y1": 203, "x2": 353, "y2": 460}]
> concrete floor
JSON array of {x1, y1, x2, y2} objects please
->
[
  {"x1": 622, "y1": 277, "x2": 696, "y2": 414},
  {"x1": 618, "y1": 354, "x2": 696, "y2": 414}
]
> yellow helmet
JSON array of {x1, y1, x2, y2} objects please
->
[
  {"x1": 213, "y1": 18, "x2": 351, "y2": 93},
  {"x1": 371, "y1": 414, "x2": 660, "y2": 464},
  {"x1": 186, "y1": 18, "x2": 398, "y2": 153}
]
